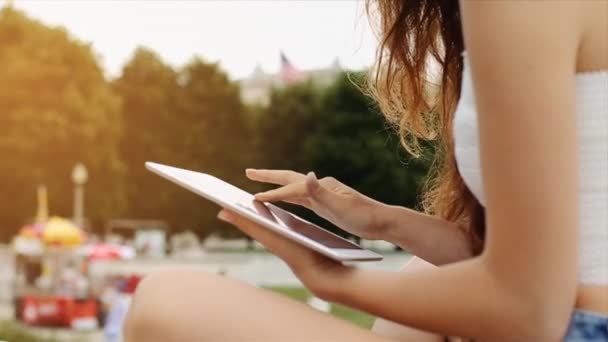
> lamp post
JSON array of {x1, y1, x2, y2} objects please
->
[
  {"x1": 35, "y1": 185, "x2": 49, "y2": 223},
  {"x1": 71, "y1": 163, "x2": 88, "y2": 228}
]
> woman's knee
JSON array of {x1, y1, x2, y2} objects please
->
[{"x1": 124, "y1": 269, "x2": 224, "y2": 341}]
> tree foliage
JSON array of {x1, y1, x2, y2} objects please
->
[
  {"x1": 0, "y1": 5, "x2": 432, "y2": 243},
  {"x1": 255, "y1": 73, "x2": 433, "y2": 237},
  {"x1": 0, "y1": 6, "x2": 124, "y2": 240},
  {"x1": 114, "y1": 50, "x2": 252, "y2": 236},
  {"x1": 255, "y1": 82, "x2": 323, "y2": 174},
  {"x1": 306, "y1": 72, "x2": 431, "y2": 210},
  {"x1": 113, "y1": 47, "x2": 182, "y2": 227}
]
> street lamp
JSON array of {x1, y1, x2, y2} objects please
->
[
  {"x1": 35, "y1": 185, "x2": 49, "y2": 223},
  {"x1": 71, "y1": 163, "x2": 88, "y2": 228}
]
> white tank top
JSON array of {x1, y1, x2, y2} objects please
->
[{"x1": 453, "y1": 55, "x2": 608, "y2": 285}]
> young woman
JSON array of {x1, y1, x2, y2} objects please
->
[{"x1": 124, "y1": 1, "x2": 607, "y2": 340}]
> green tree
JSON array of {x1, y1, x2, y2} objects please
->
[
  {"x1": 251, "y1": 82, "x2": 323, "y2": 231},
  {"x1": 115, "y1": 52, "x2": 252, "y2": 236},
  {"x1": 255, "y1": 82, "x2": 322, "y2": 174},
  {"x1": 303, "y1": 73, "x2": 432, "y2": 237},
  {"x1": 306, "y1": 72, "x2": 431, "y2": 210},
  {"x1": 176, "y1": 58, "x2": 251, "y2": 180},
  {"x1": 0, "y1": 6, "x2": 124, "y2": 240},
  {"x1": 113, "y1": 47, "x2": 182, "y2": 226},
  {"x1": 173, "y1": 58, "x2": 252, "y2": 234},
  {"x1": 254, "y1": 72, "x2": 432, "y2": 238}
]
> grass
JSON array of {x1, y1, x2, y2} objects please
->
[
  {"x1": 270, "y1": 286, "x2": 311, "y2": 302},
  {"x1": 0, "y1": 321, "x2": 60, "y2": 342},
  {"x1": 267, "y1": 287, "x2": 375, "y2": 329}
]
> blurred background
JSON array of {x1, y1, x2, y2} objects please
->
[{"x1": 0, "y1": 1, "x2": 432, "y2": 341}]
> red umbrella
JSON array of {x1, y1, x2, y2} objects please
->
[{"x1": 82, "y1": 243, "x2": 132, "y2": 261}]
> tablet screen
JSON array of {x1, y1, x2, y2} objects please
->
[{"x1": 240, "y1": 201, "x2": 361, "y2": 249}]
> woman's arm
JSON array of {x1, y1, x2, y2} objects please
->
[
  {"x1": 222, "y1": 2, "x2": 581, "y2": 340},
  {"x1": 248, "y1": 169, "x2": 473, "y2": 265},
  {"x1": 319, "y1": 2, "x2": 581, "y2": 339},
  {"x1": 371, "y1": 257, "x2": 449, "y2": 342},
  {"x1": 377, "y1": 204, "x2": 473, "y2": 265}
]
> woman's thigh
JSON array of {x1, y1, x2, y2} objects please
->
[
  {"x1": 124, "y1": 269, "x2": 389, "y2": 342},
  {"x1": 372, "y1": 256, "x2": 446, "y2": 342}
]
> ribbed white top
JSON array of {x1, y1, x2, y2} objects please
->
[{"x1": 453, "y1": 56, "x2": 608, "y2": 285}]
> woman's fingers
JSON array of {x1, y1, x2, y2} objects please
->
[
  {"x1": 254, "y1": 182, "x2": 308, "y2": 202},
  {"x1": 305, "y1": 172, "x2": 336, "y2": 205},
  {"x1": 255, "y1": 173, "x2": 342, "y2": 211},
  {"x1": 246, "y1": 169, "x2": 305, "y2": 186},
  {"x1": 247, "y1": 170, "x2": 344, "y2": 214}
]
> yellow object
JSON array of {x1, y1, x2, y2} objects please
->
[{"x1": 42, "y1": 217, "x2": 84, "y2": 246}]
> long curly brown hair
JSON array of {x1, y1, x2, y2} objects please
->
[{"x1": 366, "y1": 0, "x2": 485, "y2": 254}]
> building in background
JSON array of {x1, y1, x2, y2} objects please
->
[{"x1": 240, "y1": 52, "x2": 342, "y2": 106}]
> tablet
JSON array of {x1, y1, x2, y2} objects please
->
[{"x1": 145, "y1": 162, "x2": 383, "y2": 262}]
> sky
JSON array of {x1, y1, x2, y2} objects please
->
[{"x1": 4, "y1": 0, "x2": 379, "y2": 80}]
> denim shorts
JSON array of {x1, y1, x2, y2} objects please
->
[{"x1": 564, "y1": 310, "x2": 608, "y2": 341}]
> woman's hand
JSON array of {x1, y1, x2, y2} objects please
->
[
  {"x1": 246, "y1": 169, "x2": 387, "y2": 240},
  {"x1": 247, "y1": 169, "x2": 473, "y2": 266},
  {"x1": 217, "y1": 209, "x2": 350, "y2": 300}
]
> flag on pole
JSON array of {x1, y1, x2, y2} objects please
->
[{"x1": 280, "y1": 52, "x2": 304, "y2": 85}]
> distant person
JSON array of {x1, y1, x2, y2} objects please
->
[
  {"x1": 124, "y1": 1, "x2": 607, "y2": 341},
  {"x1": 105, "y1": 276, "x2": 140, "y2": 342}
]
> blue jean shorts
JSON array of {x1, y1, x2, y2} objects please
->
[{"x1": 564, "y1": 310, "x2": 608, "y2": 341}]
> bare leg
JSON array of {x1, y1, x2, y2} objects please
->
[
  {"x1": 124, "y1": 269, "x2": 390, "y2": 342},
  {"x1": 372, "y1": 257, "x2": 446, "y2": 342}
]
